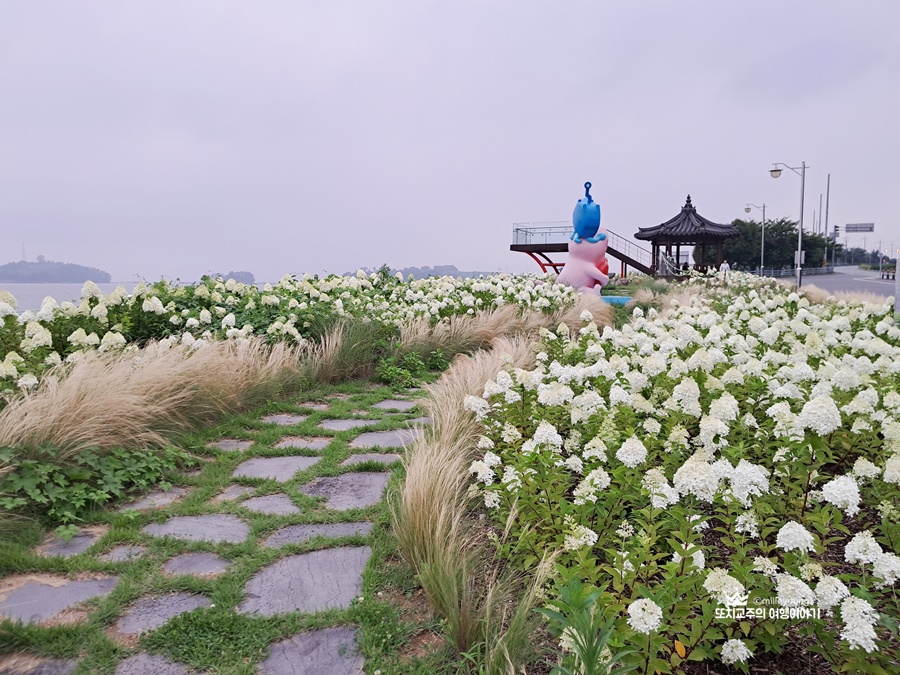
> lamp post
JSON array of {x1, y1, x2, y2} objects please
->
[
  {"x1": 745, "y1": 203, "x2": 767, "y2": 273},
  {"x1": 770, "y1": 161, "x2": 807, "y2": 287}
]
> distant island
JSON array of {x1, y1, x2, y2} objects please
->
[
  {"x1": 0, "y1": 258, "x2": 111, "y2": 283},
  {"x1": 353, "y1": 264, "x2": 497, "y2": 280}
]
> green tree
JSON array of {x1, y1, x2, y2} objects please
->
[{"x1": 723, "y1": 218, "x2": 835, "y2": 270}]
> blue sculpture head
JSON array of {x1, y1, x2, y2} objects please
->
[{"x1": 571, "y1": 182, "x2": 604, "y2": 243}]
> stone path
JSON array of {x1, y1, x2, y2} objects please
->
[{"x1": 0, "y1": 392, "x2": 426, "y2": 673}]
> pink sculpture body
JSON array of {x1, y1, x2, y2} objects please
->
[{"x1": 556, "y1": 229, "x2": 610, "y2": 294}]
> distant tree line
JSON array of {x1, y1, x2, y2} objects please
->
[
  {"x1": 720, "y1": 218, "x2": 840, "y2": 270},
  {"x1": 0, "y1": 259, "x2": 111, "y2": 283}
]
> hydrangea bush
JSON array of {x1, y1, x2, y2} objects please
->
[
  {"x1": 468, "y1": 273, "x2": 900, "y2": 673},
  {"x1": 0, "y1": 271, "x2": 575, "y2": 399}
]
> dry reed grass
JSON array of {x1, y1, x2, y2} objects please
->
[
  {"x1": 0, "y1": 338, "x2": 305, "y2": 463},
  {"x1": 392, "y1": 336, "x2": 540, "y2": 666},
  {"x1": 798, "y1": 284, "x2": 890, "y2": 306},
  {"x1": 398, "y1": 295, "x2": 614, "y2": 360}
]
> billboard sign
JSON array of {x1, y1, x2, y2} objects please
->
[{"x1": 845, "y1": 223, "x2": 875, "y2": 232}]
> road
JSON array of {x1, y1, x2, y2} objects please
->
[{"x1": 794, "y1": 266, "x2": 897, "y2": 297}]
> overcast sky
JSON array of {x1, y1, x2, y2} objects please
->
[{"x1": 1, "y1": 1, "x2": 898, "y2": 282}]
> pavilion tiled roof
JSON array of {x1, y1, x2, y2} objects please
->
[{"x1": 635, "y1": 195, "x2": 739, "y2": 243}]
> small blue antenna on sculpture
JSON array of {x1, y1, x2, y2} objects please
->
[{"x1": 570, "y1": 181, "x2": 605, "y2": 243}]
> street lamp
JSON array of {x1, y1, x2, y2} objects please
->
[
  {"x1": 770, "y1": 162, "x2": 807, "y2": 287},
  {"x1": 745, "y1": 203, "x2": 767, "y2": 273}
]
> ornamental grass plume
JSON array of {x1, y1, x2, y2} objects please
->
[{"x1": 0, "y1": 337, "x2": 305, "y2": 462}]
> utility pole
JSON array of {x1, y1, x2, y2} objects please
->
[
  {"x1": 879, "y1": 240, "x2": 883, "y2": 275},
  {"x1": 824, "y1": 174, "x2": 831, "y2": 241},
  {"x1": 818, "y1": 194, "x2": 823, "y2": 235}
]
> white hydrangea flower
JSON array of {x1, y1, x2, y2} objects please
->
[
  {"x1": 642, "y1": 468, "x2": 678, "y2": 508},
  {"x1": 720, "y1": 639, "x2": 752, "y2": 666},
  {"x1": 776, "y1": 521, "x2": 815, "y2": 554},
  {"x1": 839, "y1": 596, "x2": 879, "y2": 652},
  {"x1": 851, "y1": 457, "x2": 881, "y2": 480},
  {"x1": 704, "y1": 569, "x2": 747, "y2": 606},
  {"x1": 672, "y1": 548, "x2": 705, "y2": 571},
  {"x1": 820, "y1": 474, "x2": 861, "y2": 517},
  {"x1": 873, "y1": 553, "x2": 900, "y2": 587},
  {"x1": 845, "y1": 531, "x2": 883, "y2": 565},
  {"x1": 776, "y1": 573, "x2": 816, "y2": 607},
  {"x1": 573, "y1": 468, "x2": 610, "y2": 505},
  {"x1": 563, "y1": 522, "x2": 598, "y2": 551},
  {"x1": 616, "y1": 436, "x2": 648, "y2": 468},
  {"x1": 626, "y1": 598, "x2": 663, "y2": 634},
  {"x1": 798, "y1": 395, "x2": 843, "y2": 435},
  {"x1": 735, "y1": 513, "x2": 759, "y2": 538},
  {"x1": 815, "y1": 575, "x2": 849, "y2": 611},
  {"x1": 752, "y1": 557, "x2": 778, "y2": 577}
]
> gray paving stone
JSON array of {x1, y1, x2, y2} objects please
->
[
  {"x1": 33, "y1": 527, "x2": 105, "y2": 558},
  {"x1": 211, "y1": 485, "x2": 255, "y2": 502},
  {"x1": 142, "y1": 515, "x2": 249, "y2": 544},
  {"x1": 319, "y1": 419, "x2": 375, "y2": 431},
  {"x1": 273, "y1": 436, "x2": 330, "y2": 451},
  {"x1": 407, "y1": 416, "x2": 433, "y2": 425},
  {"x1": 208, "y1": 438, "x2": 254, "y2": 452},
  {"x1": 233, "y1": 456, "x2": 320, "y2": 482},
  {"x1": 349, "y1": 428, "x2": 421, "y2": 449},
  {"x1": 0, "y1": 655, "x2": 78, "y2": 675},
  {"x1": 262, "y1": 522, "x2": 374, "y2": 548},
  {"x1": 261, "y1": 414, "x2": 309, "y2": 426},
  {"x1": 372, "y1": 399, "x2": 418, "y2": 411},
  {"x1": 241, "y1": 494, "x2": 301, "y2": 515},
  {"x1": 0, "y1": 577, "x2": 118, "y2": 624},
  {"x1": 298, "y1": 402, "x2": 330, "y2": 411},
  {"x1": 114, "y1": 653, "x2": 188, "y2": 675},
  {"x1": 99, "y1": 545, "x2": 148, "y2": 562},
  {"x1": 116, "y1": 593, "x2": 211, "y2": 635},
  {"x1": 238, "y1": 547, "x2": 371, "y2": 617},
  {"x1": 163, "y1": 552, "x2": 231, "y2": 577},
  {"x1": 340, "y1": 453, "x2": 401, "y2": 467},
  {"x1": 119, "y1": 486, "x2": 189, "y2": 512},
  {"x1": 299, "y1": 473, "x2": 390, "y2": 510},
  {"x1": 259, "y1": 626, "x2": 363, "y2": 675}
]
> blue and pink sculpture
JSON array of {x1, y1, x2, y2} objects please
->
[{"x1": 556, "y1": 182, "x2": 610, "y2": 293}]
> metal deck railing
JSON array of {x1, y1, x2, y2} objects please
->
[{"x1": 511, "y1": 222, "x2": 653, "y2": 271}]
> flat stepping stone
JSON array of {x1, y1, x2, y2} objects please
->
[
  {"x1": 260, "y1": 626, "x2": 363, "y2": 675},
  {"x1": 142, "y1": 515, "x2": 249, "y2": 544},
  {"x1": 298, "y1": 402, "x2": 330, "y2": 411},
  {"x1": 238, "y1": 547, "x2": 371, "y2": 616},
  {"x1": 299, "y1": 473, "x2": 390, "y2": 510},
  {"x1": 33, "y1": 526, "x2": 107, "y2": 558},
  {"x1": 208, "y1": 438, "x2": 253, "y2": 452},
  {"x1": 0, "y1": 576, "x2": 118, "y2": 624},
  {"x1": 407, "y1": 416, "x2": 432, "y2": 425},
  {"x1": 349, "y1": 428, "x2": 421, "y2": 449},
  {"x1": 163, "y1": 552, "x2": 230, "y2": 577},
  {"x1": 99, "y1": 545, "x2": 148, "y2": 563},
  {"x1": 115, "y1": 653, "x2": 188, "y2": 675},
  {"x1": 261, "y1": 414, "x2": 308, "y2": 426},
  {"x1": 119, "y1": 486, "x2": 189, "y2": 512},
  {"x1": 0, "y1": 655, "x2": 78, "y2": 675},
  {"x1": 273, "y1": 436, "x2": 330, "y2": 451},
  {"x1": 262, "y1": 522, "x2": 374, "y2": 548},
  {"x1": 211, "y1": 485, "x2": 255, "y2": 503},
  {"x1": 372, "y1": 399, "x2": 418, "y2": 411},
  {"x1": 241, "y1": 494, "x2": 301, "y2": 515},
  {"x1": 116, "y1": 593, "x2": 211, "y2": 635},
  {"x1": 233, "y1": 456, "x2": 320, "y2": 482},
  {"x1": 319, "y1": 419, "x2": 374, "y2": 431},
  {"x1": 340, "y1": 453, "x2": 401, "y2": 467}
]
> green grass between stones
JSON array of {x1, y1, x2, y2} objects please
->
[{"x1": 0, "y1": 380, "x2": 453, "y2": 674}]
